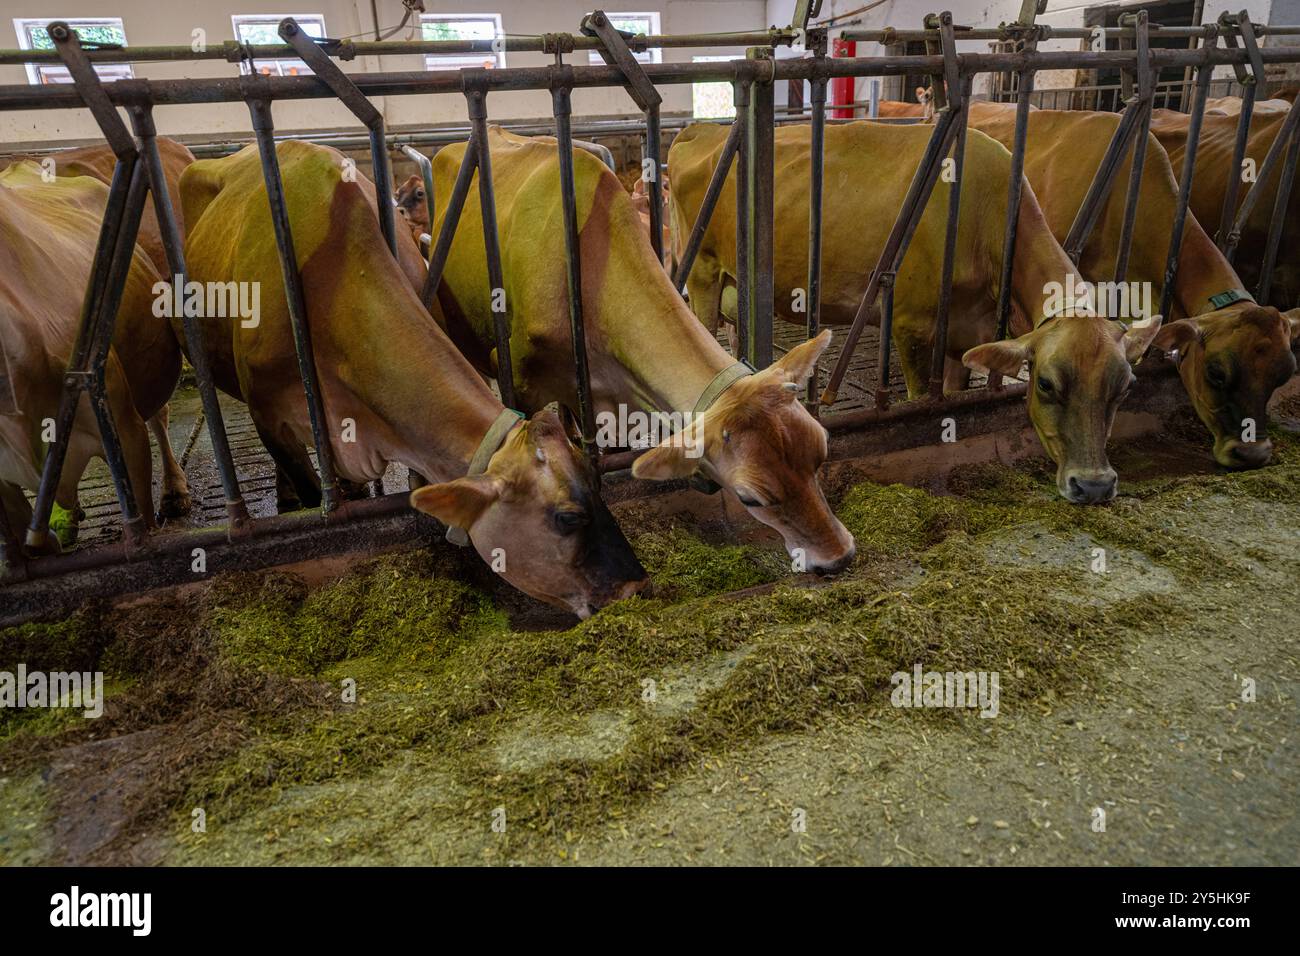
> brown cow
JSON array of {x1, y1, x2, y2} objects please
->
[
  {"x1": 395, "y1": 172, "x2": 428, "y2": 238},
  {"x1": 670, "y1": 120, "x2": 1161, "y2": 504},
  {"x1": 1, "y1": 162, "x2": 183, "y2": 555},
  {"x1": 180, "y1": 141, "x2": 646, "y2": 618},
  {"x1": 971, "y1": 108, "x2": 1299, "y2": 468}
]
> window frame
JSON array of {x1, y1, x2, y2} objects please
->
[
  {"x1": 13, "y1": 17, "x2": 134, "y2": 86},
  {"x1": 230, "y1": 13, "x2": 327, "y2": 77},
  {"x1": 419, "y1": 13, "x2": 506, "y2": 72},
  {"x1": 587, "y1": 12, "x2": 662, "y2": 65}
]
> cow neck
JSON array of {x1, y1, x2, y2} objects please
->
[
  {"x1": 613, "y1": 291, "x2": 742, "y2": 417},
  {"x1": 1014, "y1": 232, "x2": 1078, "y2": 336},
  {"x1": 1170, "y1": 219, "x2": 1255, "y2": 318},
  {"x1": 351, "y1": 306, "x2": 503, "y2": 483}
]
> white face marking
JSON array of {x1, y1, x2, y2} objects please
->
[{"x1": 535, "y1": 448, "x2": 546, "y2": 463}]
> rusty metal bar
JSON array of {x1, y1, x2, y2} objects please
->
[
  {"x1": 465, "y1": 84, "x2": 518, "y2": 410},
  {"x1": 1111, "y1": 12, "x2": 1154, "y2": 285},
  {"x1": 929, "y1": 77, "x2": 971, "y2": 397},
  {"x1": 1223, "y1": 94, "x2": 1300, "y2": 263},
  {"x1": 744, "y1": 50, "x2": 776, "y2": 370},
  {"x1": 734, "y1": 78, "x2": 752, "y2": 362},
  {"x1": 552, "y1": 81, "x2": 600, "y2": 475},
  {"x1": 247, "y1": 94, "x2": 342, "y2": 514},
  {"x1": 993, "y1": 36, "x2": 1037, "y2": 344},
  {"x1": 1159, "y1": 32, "x2": 1214, "y2": 322},
  {"x1": 806, "y1": 72, "x2": 828, "y2": 409},
  {"x1": 1215, "y1": 12, "x2": 1265, "y2": 255}
]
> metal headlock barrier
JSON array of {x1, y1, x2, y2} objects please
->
[{"x1": 2, "y1": 8, "x2": 1300, "y2": 593}]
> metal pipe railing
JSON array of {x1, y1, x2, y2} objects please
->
[{"x1": 7, "y1": 13, "x2": 1300, "y2": 585}]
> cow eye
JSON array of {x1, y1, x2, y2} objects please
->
[
  {"x1": 736, "y1": 493, "x2": 765, "y2": 508},
  {"x1": 1206, "y1": 363, "x2": 1227, "y2": 387},
  {"x1": 553, "y1": 509, "x2": 589, "y2": 534},
  {"x1": 1036, "y1": 376, "x2": 1055, "y2": 395}
]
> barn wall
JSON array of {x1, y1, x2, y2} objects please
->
[{"x1": 0, "y1": 0, "x2": 768, "y2": 147}]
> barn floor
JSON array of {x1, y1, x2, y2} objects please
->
[{"x1": 2, "y1": 397, "x2": 1296, "y2": 867}]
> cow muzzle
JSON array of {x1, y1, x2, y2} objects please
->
[{"x1": 1062, "y1": 468, "x2": 1118, "y2": 505}]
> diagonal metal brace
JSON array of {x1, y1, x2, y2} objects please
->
[
  {"x1": 580, "y1": 10, "x2": 662, "y2": 111},
  {"x1": 278, "y1": 17, "x2": 398, "y2": 256}
]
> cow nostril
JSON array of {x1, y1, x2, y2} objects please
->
[
  {"x1": 810, "y1": 545, "x2": 856, "y2": 575},
  {"x1": 1229, "y1": 440, "x2": 1272, "y2": 469}
]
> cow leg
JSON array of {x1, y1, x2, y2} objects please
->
[
  {"x1": 251, "y1": 414, "x2": 322, "y2": 513},
  {"x1": 943, "y1": 355, "x2": 972, "y2": 394},
  {"x1": 894, "y1": 328, "x2": 933, "y2": 400},
  {"x1": 1, "y1": 480, "x2": 53, "y2": 560},
  {"x1": 149, "y1": 404, "x2": 192, "y2": 520},
  {"x1": 51, "y1": 432, "x2": 98, "y2": 550}
]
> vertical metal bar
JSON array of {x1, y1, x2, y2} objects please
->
[
  {"x1": 1062, "y1": 104, "x2": 1142, "y2": 263},
  {"x1": 1256, "y1": 120, "x2": 1300, "y2": 304},
  {"x1": 929, "y1": 82, "x2": 970, "y2": 396},
  {"x1": 734, "y1": 79, "x2": 751, "y2": 362},
  {"x1": 130, "y1": 105, "x2": 250, "y2": 530},
  {"x1": 671, "y1": 119, "x2": 741, "y2": 294},
  {"x1": 248, "y1": 97, "x2": 341, "y2": 514},
  {"x1": 420, "y1": 143, "x2": 478, "y2": 311},
  {"x1": 369, "y1": 124, "x2": 399, "y2": 255},
  {"x1": 994, "y1": 56, "x2": 1036, "y2": 343},
  {"x1": 1160, "y1": 45, "x2": 1212, "y2": 321},
  {"x1": 644, "y1": 103, "x2": 665, "y2": 266},
  {"x1": 1217, "y1": 84, "x2": 1257, "y2": 254},
  {"x1": 1112, "y1": 13, "x2": 1153, "y2": 285},
  {"x1": 1223, "y1": 100, "x2": 1300, "y2": 263},
  {"x1": 746, "y1": 55, "x2": 775, "y2": 370},
  {"x1": 876, "y1": 274, "x2": 895, "y2": 408},
  {"x1": 466, "y1": 87, "x2": 517, "y2": 410},
  {"x1": 806, "y1": 74, "x2": 828, "y2": 408},
  {"x1": 552, "y1": 84, "x2": 599, "y2": 476}
]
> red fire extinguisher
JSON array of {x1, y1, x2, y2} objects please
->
[{"x1": 831, "y1": 38, "x2": 855, "y2": 119}]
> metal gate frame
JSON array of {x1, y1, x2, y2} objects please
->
[{"x1": 2, "y1": 11, "x2": 1299, "y2": 591}]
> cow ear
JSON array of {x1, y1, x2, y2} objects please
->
[
  {"x1": 1283, "y1": 307, "x2": 1300, "y2": 343},
  {"x1": 632, "y1": 440, "x2": 699, "y2": 481},
  {"x1": 410, "y1": 476, "x2": 500, "y2": 529},
  {"x1": 1122, "y1": 315, "x2": 1164, "y2": 363},
  {"x1": 1152, "y1": 317, "x2": 1200, "y2": 355},
  {"x1": 775, "y1": 328, "x2": 832, "y2": 384},
  {"x1": 963, "y1": 336, "x2": 1032, "y2": 378}
]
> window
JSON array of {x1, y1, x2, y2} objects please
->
[
  {"x1": 421, "y1": 14, "x2": 505, "y2": 71},
  {"x1": 231, "y1": 14, "x2": 326, "y2": 77},
  {"x1": 588, "y1": 12, "x2": 661, "y2": 65},
  {"x1": 13, "y1": 18, "x2": 133, "y2": 85},
  {"x1": 692, "y1": 56, "x2": 736, "y2": 119}
]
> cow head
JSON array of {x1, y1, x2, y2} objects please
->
[
  {"x1": 1153, "y1": 306, "x2": 1299, "y2": 468},
  {"x1": 411, "y1": 407, "x2": 648, "y2": 618},
  {"x1": 631, "y1": 330, "x2": 856, "y2": 573},
  {"x1": 964, "y1": 316, "x2": 1164, "y2": 504},
  {"x1": 395, "y1": 174, "x2": 428, "y2": 235}
]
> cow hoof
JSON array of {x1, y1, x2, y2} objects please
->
[
  {"x1": 158, "y1": 489, "x2": 193, "y2": 519},
  {"x1": 49, "y1": 503, "x2": 83, "y2": 550}
]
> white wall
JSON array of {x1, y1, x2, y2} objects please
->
[{"x1": 0, "y1": 0, "x2": 768, "y2": 146}]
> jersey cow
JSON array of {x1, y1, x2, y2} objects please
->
[
  {"x1": 669, "y1": 120, "x2": 1161, "y2": 505},
  {"x1": 429, "y1": 126, "x2": 854, "y2": 569},
  {"x1": 0, "y1": 161, "x2": 184, "y2": 556},
  {"x1": 970, "y1": 109, "x2": 1299, "y2": 469},
  {"x1": 180, "y1": 141, "x2": 646, "y2": 618}
]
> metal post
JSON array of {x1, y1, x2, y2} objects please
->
[
  {"x1": 130, "y1": 105, "x2": 250, "y2": 531},
  {"x1": 806, "y1": 72, "x2": 828, "y2": 409},
  {"x1": 1223, "y1": 98, "x2": 1300, "y2": 263},
  {"x1": 552, "y1": 82, "x2": 599, "y2": 476},
  {"x1": 929, "y1": 77, "x2": 971, "y2": 397},
  {"x1": 247, "y1": 96, "x2": 342, "y2": 514},
  {"x1": 644, "y1": 103, "x2": 665, "y2": 265},
  {"x1": 993, "y1": 39, "x2": 1037, "y2": 345},
  {"x1": 1111, "y1": 13, "x2": 1154, "y2": 284},
  {"x1": 1159, "y1": 33, "x2": 1214, "y2": 322},
  {"x1": 465, "y1": 84, "x2": 517, "y2": 410},
  {"x1": 745, "y1": 49, "x2": 776, "y2": 369},
  {"x1": 876, "y1": 274, "x2": 896, "y2": 408},
  {"x1": 734, "y1": 78, "x2": 752, "y2": 362},
  {"x1": 1215, "y1": 11, "x2": 1265, "y2": 254}
]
